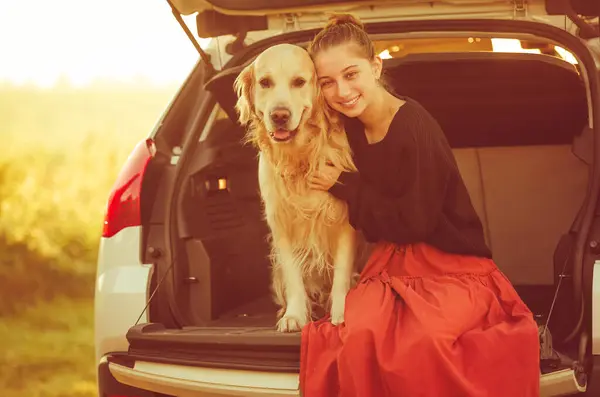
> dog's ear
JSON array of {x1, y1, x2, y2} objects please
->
[
  {"x1": 311, "y1": 75, "x2": 339, "y2": 131},
  {"x1": 234, "y1": 62, "x2": 255, "y2": 125},
  {"x1": 321, "y1": 93, "x2": 340, "y2": 128}
]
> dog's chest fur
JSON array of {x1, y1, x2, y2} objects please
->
[{"x1": 259, "y1": 146, "x2": 351, "y2": 275}]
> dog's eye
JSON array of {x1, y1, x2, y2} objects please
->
[
  {"x1": 292, "y1": 77, "x2": 306, "y2": 88},
  {"x1": 259, "y1": 78, "x2": 272, "y2": 89}
]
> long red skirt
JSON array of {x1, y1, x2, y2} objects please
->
[{"x1": 299, "y1": 242, "x2": 540, "y2": 397}]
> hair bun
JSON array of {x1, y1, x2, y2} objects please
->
[{"x1": 325, "y1": 13, "x2": 365, "y2": 31}]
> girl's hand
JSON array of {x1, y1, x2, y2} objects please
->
[{"x1": 308, "y1": 163, "x2": 343, "y2": 191}]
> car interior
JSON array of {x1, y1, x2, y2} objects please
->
[{"x1": 168, "y1": 38, "x2": 591, "y2": 373}]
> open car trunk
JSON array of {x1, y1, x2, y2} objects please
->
[{"x1": 127, "y1": 47, "x2": 592, "y2": 382}]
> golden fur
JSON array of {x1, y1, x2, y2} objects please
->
[{"x1": 234, "y1": 43, "x2": 359, "y2": 332}]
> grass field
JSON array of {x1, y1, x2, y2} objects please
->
[{"x1": 0, "y1": 83, "x2": 180, "y2": 397}]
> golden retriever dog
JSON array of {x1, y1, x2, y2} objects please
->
[{"x1": 234, "y1": 43, "x2": 359, "y2": 332}]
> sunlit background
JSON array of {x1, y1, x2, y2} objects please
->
[
  {"x1": 0, "y1": 0, "x2": 203, "y2": 88},
  {"x1": 0, "y1": 2, "x2": 203, "y2": 397}
]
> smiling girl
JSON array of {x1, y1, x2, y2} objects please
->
[{"x1": 302, "y1": 14, "x2": 540, "y2": 397}]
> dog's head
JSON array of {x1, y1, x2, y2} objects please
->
[{"x1": 234, "y1": 43, "x2": 333, "y2": 152}]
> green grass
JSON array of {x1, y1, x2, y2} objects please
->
[
  {"x1": 0, "y1": 298, "x2": 96, "y2": 397},
  {"x1": 0, "y1": 83, "x2": 180, "y2": 397}
]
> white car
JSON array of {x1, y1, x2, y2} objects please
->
[{"x1": 95, "y1": 0, "x2": 600, "y2": 396}]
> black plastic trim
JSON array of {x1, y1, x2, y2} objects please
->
[
  {"x1": 128, "y1": 323, "x2": 300, "y2": 346},
  {"x1": 139, "y1": 57, "x2": 213, "y2": 328},
  {"x1": 125, "y1": 323, "x2": 301, "y2": 372},
  {"x1": 168, "y1": 99, "x2": 222, "y2": 327},
  {"x1": 123, "y1": 349, "x2": 300, "y2": 373},
  {"x1": 584, "y1": 354, "x2": 600, "y2": 395}
]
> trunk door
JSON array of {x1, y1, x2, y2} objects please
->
[
  {"x1": 168, "y1": 0, "x2": 598, "y2": 60},
  {"x1": 172, "y1": 0, "x2": 598, "y2": 17}
]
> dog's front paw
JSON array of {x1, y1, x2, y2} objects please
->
[
  {"x1": 330, "y1": 292, "x2": 347, "y2": 326},
  {"x1": 277, "y1": 312, "x2": 308, "y2": 333},
  {"x1": 330, "y1": 312, "x2": 345, "y2": 326}
]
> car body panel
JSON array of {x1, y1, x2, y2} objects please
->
[{"x1": 95, "y1": 226, "x2": 151, "y2": 363}]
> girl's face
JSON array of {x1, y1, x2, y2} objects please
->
[{"x1": 313, "y1": 43, "x2": 383, "y2": 118}]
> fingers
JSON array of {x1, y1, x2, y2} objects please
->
[
  {"x1": 309, "y1": 167, "x2": 339, "y2": 191},
  {"x1": 308, "y1": 180, "x2": 325, "y2": 190},
  {"x1": 321, "y1": 164, "x2": 341, "y2": 181},
  {"x1": 308, "y1": 176, "x2": 329, "y2": 191}
]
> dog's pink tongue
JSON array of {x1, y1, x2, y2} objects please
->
[{"x1": 274, "y1": 129, "x2": 291, "y2": 140}]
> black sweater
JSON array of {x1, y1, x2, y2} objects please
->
[{"x1": 329, "y1": 96, "x2": 492, "y2": 259}]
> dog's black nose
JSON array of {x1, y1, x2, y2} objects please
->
[{"x1": 270, "y1": 108, "x2": 291, "y2": 126}]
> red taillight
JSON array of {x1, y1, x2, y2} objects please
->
[{"x1": 102, "y1": 138, "x2": 155, "y2": 238}]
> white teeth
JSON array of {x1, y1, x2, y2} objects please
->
[{"x1": 341, "y1": 96, "x2": 359, "y2": 106}]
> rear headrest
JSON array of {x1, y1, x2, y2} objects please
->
[{"x1": 383, "y1": 52, "x2": 587, "y2": 148}]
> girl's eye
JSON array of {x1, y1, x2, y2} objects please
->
[
  {"x1": 321, "y1": 80, "x2": 333, "y2": 88},
  {"x1": 345, "y1": 71, "x2": 358, "y2": 79}
]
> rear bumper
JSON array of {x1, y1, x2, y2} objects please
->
[
  {"x1": 98, "y1": 357, "x2": 158, "y2": 397},
  {"x1": 101, "y1": 353, "x2": 596, "y2": 397},
  {"x1": 106, "y1": 356, "x2": 300, "y2": 397}
]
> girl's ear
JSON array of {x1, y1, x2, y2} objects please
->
[{"x1": 371, "y1": 56, "x2": 383, "y2": 80}]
